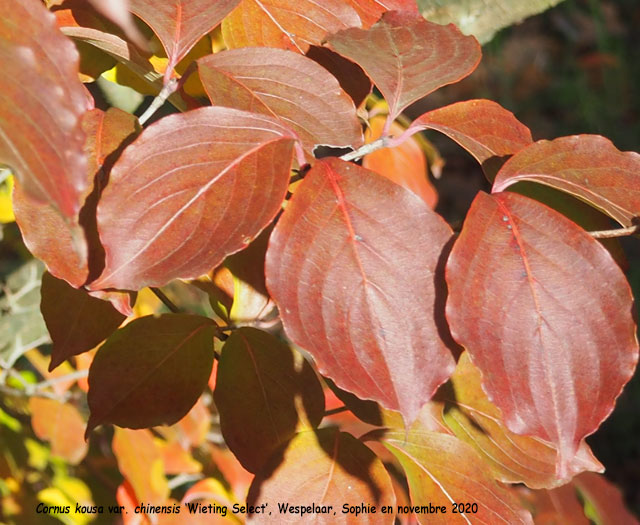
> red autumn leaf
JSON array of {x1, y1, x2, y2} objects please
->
[
  {"x1": 408, "y1": 99, "x2": 533, "y2": 167},
  {"x1": 215, "y1": 328, "x2": 325, "y2": 473},
  {"x1": 221, "y1": 0, "x2": 361, "y2": 54},
  {"x1": 29, "y1": 398, "x2": 88, "y2": 465},
  {"x1": 327, "y1": 12, "x2": 481, "y2": 121},
  {"x1": 346, "y1": 0, "x2": 419, "y2": 28},
  {"x1": 382, "y1": 428, "x2": 533, "y2": 524},
  {"x1": 86, "y1": 314, "x2": 216, "y2": 434},
  {"x1": 445, "y1": 191, "x2": 639, "y2": 477},
  {"x1": 128, "y1": 0, "x2": 240, "y2": 71},
  {"x1": 40, "y1": 272, "x2": 126, "y2": 371},
  {"x1": 247, "y1": 428, "x2": 395, "y2": 523},
  {"x1": 523, "y1": 484, "x2": 590, "y2": 525},
  {"x1": 0, "y1": 0, "x2": 90, "y2": 219},
  {"x1": 198, "y1": 47, "x2": 363, "y2": 156},
  {"x1": 12, "y1": 182, "x2": 89, "y2": 288},
  {"x1": 363, "y1": 115, "x2": 438, "y2": 208},
  {"x1": 305, "y1": 46, "x2": 372, "y2": 109},
  {"x1": 265, "y1": 157, "x2": 455, "y2": 425},
  {"x1": 573, "y1": 473, "x2": 640, "y2": 525},
  {"x1": 443, "y1": 352, "x2": 604, "y2": 489},
  {"x1": 90, "y1": 107, "x2": 295, "y2": 291},
  {"x1": 87, "y1": 290, "x2": 136, "y2": 316},
  {"x1": 86, "y1": 0, "x2": 148, "y2": 51},
  {"x1": 116, "y1": 481, "x2": 144, "y2": 525},
  {"x1": 112, "y1": 428, "x2": 169, "y2": 505},
  {"x1": 492, "y1": 135, "x2": 640, "y2": 227}
]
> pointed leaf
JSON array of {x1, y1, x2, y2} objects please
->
[
  {"x1": 215, "y1": 328, "x2": 325, "y2": 473},
  {"x1": 221, "y1": 0, "x2": 361, "y2": 54},
  {"x1": 112, "y1": 428, "x2": 169, "y2": 505},
  {"x1": 128, "y1": 0, "x2": 240, "y2": 69},
  {"x1": 383, "y1": 429, "x2": 533, "y2": 524},
  {"x1": 327, "y1": 12, "x2": 481, "y2": 121},
  {"x1": 86, "y1": 314, "x2": 215, "y2": 434},
  {"x1": 247, "y1": 428, "x2": 395, "y2": 523},
  {"x1": 445, "y1": 191, "x2": 639, "y2": 477},
  {"x1": 409, "y1": 99, "x2": 532, "y2": 167},
  {"x1": 347, "y1": 0, "x2": 419, "y2": 28},
  {"x1": 363, "y1": 116, "x2": 437, "y2": 208},
  {"x1": 0, "y1": 0, "x2": 89, "y2": 218},
  {"x1": 198, "y1": 47, "x2": 363, "y2": 156},
  {"x1": 573, "y1": 473, "x2": 640, "y2": 525},
  {"x1": 443, "y1": 352, "x2": 603, "y2": 489},
  {"x1": 492, "y1": 135, "x2": 640, "y2": 227},
  {"x1": 40, "y1": 272, "x2": 126, "y2": 371},
  {"x1": 305, "y1": 45, "x2": 372, "y2": 108},
  {"x1": 29, "y1": 398, "x2": 88, "y2": 465},
  {"x1": 91, "y1": 107, "x2": 295, "y2": 291},
  {"x1": 266, "y1": 158, "x2": 455, "y2": 425}
]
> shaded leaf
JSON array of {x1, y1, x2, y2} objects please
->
[
  {"x1": 91, "y1": 107, "x2": 295, "y2": 291},
  {"x1": 347, "y1": 0, "x2": 419, "y2": 28},
  {"x1": 40, "y1": 272, "x2": 126, "y2": 371},
  {"x1": 221, "y1": 0, "x2": 361, "y2": 54},
  {"x1": 86, "y1": 0, "x2": 148, "y2": 51},
  {"x1": 215, "y1": 328, "x2": 324, "y2": 473},
  {"x1": 383, "y1": 429, "x2": 533, "y2": 524},
  {"x1": 112, "y1": 428, "x2": 169, "y2": 505},
  {"x1": 305, "y1": 46, "x2": 372, "y2": 108},
  {"x1": 0, "y1": 0, "x2": 89, "y2": 218},
  {"x1": 492, "y1": 135, "x2": 640, "y2": 227},
  {"x1": 363, "y1": 115, "x2": 437, "y2": 208},
  {"x1": 266, "y1": 158, "x2": 455, "y2": 425},
  {"x1": 521, "y1": 484, "x2": 589, "y2": 525},
  {"x1": 445, "y1": 191, "x2": 639, "y2": 477},
  {"x1": 86, "y1": 314, "x2": 215, "y2": 434},
  {"x1": 0, "y1": 260, "x2": 49, "y2": 367},
  {"x1": 198, "y1": 47, "x2": 363, "y2": 156},
  {"x1": 573, "y1": 473, "x2": 640, "y2": 525},
  {"x1": 409, "y1": 99, "x2": 532, "y2": 170},
  {"x1": 247, "y1": 428, "x2": 395, "y2": 523},
  {"x1": 29, "y1": 398, "x2": 88, "y2": 465},
  {"x1": 327, "y1": 12, "x2": 480, "y2": 121},
  {"x1": 417, "y1": 0, "x2": 565, "y2": 44},
  {"x1": 443, "y1": 352, "x2": 603, "y2": 489},
  {"x1": 128, "y1": 0, "x2": 240, "y2": 71}
]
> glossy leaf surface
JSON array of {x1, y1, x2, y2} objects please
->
[
  {"x1": 129, "y1": 0, "x2": 240, "y2": 69},
  {"x1": 383, "y1": 429, "x2": 533, "y2": 524},
  {"x1": 198, "y1": 47, "x2": 363, "y2": 155},
  {"x1": 247, "y1": 428, "x2": 395, "y2": 523},
  {"x1": 327, "y1": 12, "x2": 481, "y2": 121},
  {"x1": 221, "y1": 0, "x2": 361, "y2": 54},
  {"x1": 29, "y1": 398, "x2": 88, "y2": 465},
  {"x1": 0, "y1": 0, "x2": 89, "y2": 218},
  {"x1": 40, "y1": 272, "x2": 126, "y2": 371},
  {"x1": 215, "y1": 328, "x2": 325, "y2": 473},
  {"x1": 87, "y1": 314, "x2": 215, "y2": 434},
  {"x1": 92, "y1": 107, "x2": 295, "y2": 291},
  {"x1": 443, "y1": 352, "x2": 603, "y2": 488},
  {"x1": 445, "y1": 191, "x2": 639, "y2": 476},
  {"x1": 266, "y1": 158, "x2": 455, "y2": 425},
  {"x1": 363, "y1": 116, "x2": 437, "y2": 208},
  {"x1": 493, "y1": 135, "x2": 640, "y2": 227},
  {"x1": 409, "y1": 99, "x2": 532, "y2": 166}
]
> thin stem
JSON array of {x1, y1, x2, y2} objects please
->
[
  {"x1": 150, "y1": 287, "x2": 180, "y2": 313},
  {"x1": 138, "y1": 78, "x2": 178, "y2": 126},
  {"x1": 340, "y1": 137, "x2": 391, "y2": 162},
  {"x1": 324, "y1": 405, "x2": 349, "y2": 417},
  {"x1": 589, "y1": 224, "x2": 639, "y2": 239},
  {"x1": 36, "y1": 370, "x2": 88, "y2": 389},
  {"x1": 0, "y1": 384, "x2": 70, "y2": 402}
]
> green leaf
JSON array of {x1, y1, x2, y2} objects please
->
[
  {"x1": 86, "y1": 313, "x2": 215, "y2": 435},
  {"x1": 215, "y1": 328, "x2": 325, "y2": 473}
]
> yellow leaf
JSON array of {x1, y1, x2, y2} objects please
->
[{"x1": 0, "y1": 173, "x2": 15, "y2": 223}]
